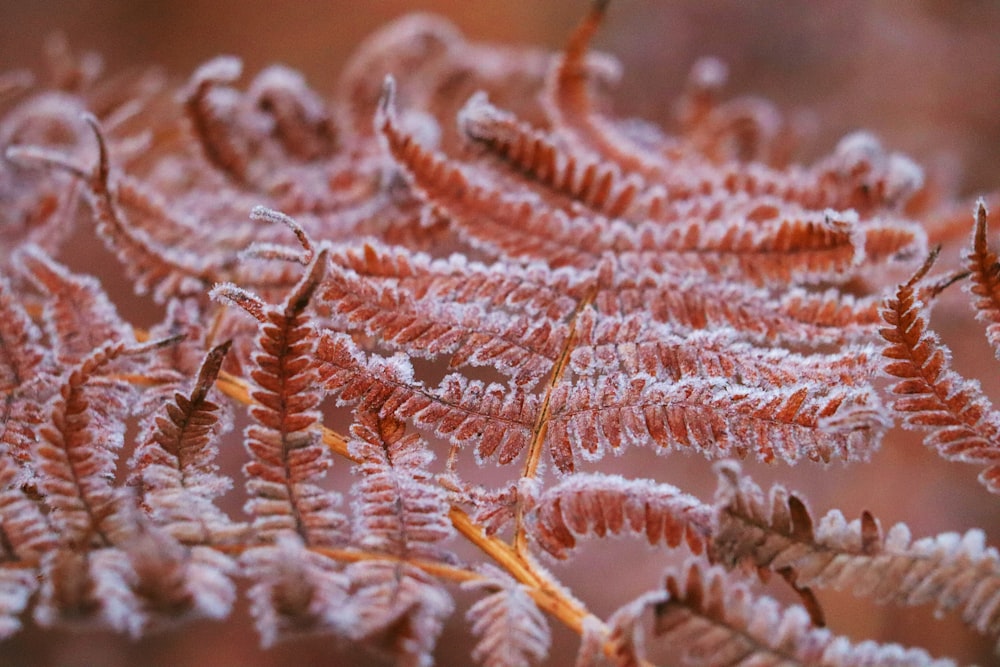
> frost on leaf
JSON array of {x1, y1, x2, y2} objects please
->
[
  {"x1": 0, "y1": 2, "x2": 994, "y2": 664},
  {"x1": 528, "y1": 472, "x2": 711, "y2": 559},
  {"x1": 967, "y1": 200, "x2": 1000, "y2": 358},
  {"x1": 215, "y1": 244, "x2": 348, "y2": 546},
  {"x1": 242, "y1": 535, "x2": 348, "y2": 647},
  {"x1": 342, "y1": 560, "x2": 453, "y2": 667},
  {"x1": 0, "y1": 445, "x2": 54, "y2": 638},
  {"x1": 0, "y1": 270, "x2": 52, "y2": 464},
  {"x1": 712, "y1": 462, "x2": 1000, "y2": 649},
  {"x1": 131, "y1": 341, "x2": 242, "y2": 545},
  {"x1": 652, "y1": 560, "x2": 955, "y2": 667},
  {"x1": 348, "y1": 410, "x2": 453, "y2": 560},
  {"x1": 463, "y1": 566, "x2": 551, "y2": 667},
  {"x1": 879, "y1": 247, "x2": 1000, "y2": 493}
]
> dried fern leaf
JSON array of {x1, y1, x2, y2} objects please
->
[
  {"x1": 0, "y1": 567, "x2": 37, "y2": 640},
  {"x1": 17, "y1": 245, "x2": 131, "y2": 365},
  {"x1": 33, "y1": 545, "x2": 139, "y2": 634},
  {"x1": 571, "y1": 311, "x2": 878, "y2": 390},
  {"x1": 33, "y1": 494, "x2": 234, "y2": 638},
  {"x1": 713, "y1": 463, "x2": 1000, "y2": 649},
  {"x1": 528, "y1": 472, "x2": 712, "y2": 559},
  {"x1": 131, "y1": 341, "x2": 241, "y2": 545},
  {"x1": 593, "y1": 266, "x2": 882, "y2": 346},
  {"x1": 247, "y1": 64, "x2": 338, "y2": 161},
  {"x1": 385, "y1": 83, "x2": 880, "y2": 285},
  {"x1": 605, "y1": 589, "x2": 668, "y2": 667},
  {"x1": 0, "y1": 271, "x2": 53, "y2": 464},
  {"x1": 544, "y1": 0, "x2": 667, "y2": 179},
  {"x1": 317, "y1": 331, "x2": 538, "y2": 465},
  {"x1": 545, "y1": 4, "x2": 926, "y2": 225},
  {"x1": 377, "y1": 79, "x2": 596, "y2": 268},
  {"x1": 459, "y1": 92, "x2": 656, "y2": 223},
  {"x1": 12, "y1": 118, "x2": 227, "y2": 301},
  {"x1": 0, "y1": 449, "x2": 55, "y2": 563},
  {"x1": 242, "y1": 535, "x2": 349, "y2": 647},
  {"x1": 463, "y1": 565, "x2": 551, "y2": 667},
  {"x1": 328, "y1": 240, "x2": 583, "y2": 320},
  {"x1": 113, "y1": 517, "x2": 236, "y2": 635},
  {"x1": 574, "y1": 614, "x2": 611, "y2": 667},
  {"x1": 546, "y1": 374, "x2": 885, "y2": 471},
  {"x1": 215, "y1": 247, "x2": 348, "y2": 546},
  {"x1": 0, "y1": 448, "x2": 55, "y2": 638},
  {"x1": 348, "y1": 411, "x2": 452, "y2": 559},
  {"x1": 653, "y1": 560, "x2": 955, "y2": 666},
  {"x1": 81, "y1": 116, "x2": 238, "y2": 301},
  {"x1": 966, "y1": 199, "x2": 1000, "y2": 358},
  {"x1": 321, "y1": 255, "x2": 567, "y2": 385},
  {"x1": 879, "y1": 249, "x2": 1000, "y2": 492},
  {"x1": 341, "y1": 559, "x2": 453, "y2": 666},
  {"x1": 619, "y1": 209, "x2": 868, "y2": 287},
  {"x1": 182, "y1": 56, "x2": 251, "y2": 183},
  {"x1": 35, "y1": 342, "x2": 133, "y2": 545}
]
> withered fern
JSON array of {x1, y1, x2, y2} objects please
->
[{"x1": 1, "y1": 2, "x2": 999, "y2": 665}]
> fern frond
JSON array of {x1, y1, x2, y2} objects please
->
[
  {"x1": 605, "y1": 589, "x2": 668, "y2": 667},
  {"x1": 33, "y1": 483, "x2": 235, "y2": 637},
  {"x1": 967, "y1": 199, "x2": 1000, "y2": 357},
  {"x1": 342, "y1": 560, "x2": 454, "y2": 666},
  {"x1": 528, "y1": 472, "x2": 712, "y2": 559},
  {"x1": 377, "y1": 77, "x2": 591, "y2": 267},
  {"x1": 182, "y1": 56, "x2": 251, "y2": 183},
  {"x1": 593, "y1": 268, "x2": 882, "y2": 346},
  {"x1": 0, "y1": 271, "x2": 52, "y2": 464},
  {"x1": 215, "y1": 246, "x2": 348, "y2": 546},
  {"x1": 242, "y1": 535, "x2": 349, "y2": 647},
  {"x1": 317, "y1": 331, "x2": 538, "y2": 465},
  {"x1": 653, "y1": 560, "x2": 954, "y2": 667},
  {"x1": 459, "y1": 92, "x2": 655, "y2": 223},
  {"x1": 33, "y1": 545, "x2": 136, "y2": 634},
  {"x1": 712, "y1": 463, "x2": 1000, "y2": 649},
  {"x1": 11, "y1": 117, "x2": 230, "y2": 301},
  {"x1": 546, "y1": 374, "x2": 884, "y2": 471},
  {"x1": 0, "y1": 448, "x2": 55, "y2": 638},
  {"x1": 328, "y1": 241, "x2": 585, "y2": 327},
  {"x1": 114, "y1": 517, "x2": 236, "y2": 634},
  {"x1": 321, "y1": 256, "x2": 567, "y2": 385},
  {"x1": 574, "y1": 615, "x2": 611, "y2": 667},
  {"x1": 247, "y1": 64, "x2": 338, "y2": 162},
  {"x1": 544, "y1": 0, "x2": 666, "y2": 179},
  {"x1": 571, "y1": 312, "x2": 878, "y2": 389},
  {"x1": 621, "y1": 209, "x2": 868, "y2": 286},
  {"x1": 879, "y1": 250, "x2": 1000, "y2": 492},
  {"x1": 0, "y1": 449, "x2": 55, "y2": 562},
  {"x1": 0, "y1": 568, "x2": 37, "y2": 640},
  {"x1": 131, "y1": 341, "x2": 241, "y2": 545},
  {"x1": 463, "y1": 565, "x2": 551, "y2": 667},
  {"x1": 348, "y1": 411, "x2": 452, "y2": 559},
  {"x1": 382, "y1": 95, "x2": 884, "y2": 285},
  {"x1": 35, "y1": 342, "x2": 133, "y2": 545},
  {"x1": 17, "y1": 245, "x2": 131, "y2": 364}
]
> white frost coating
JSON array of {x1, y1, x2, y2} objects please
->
[
  {"x1": 884, "y1": 152, "x2": 925, "y2": 202},
  {"x1": 834, "y1": 131, "x2": 885, "y2": 170},
  {"x1": 399, "y1": 108, "x2": 441, "y2": 150}
]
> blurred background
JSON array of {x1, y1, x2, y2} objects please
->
[
  {"x1": 2, "y1": 1, "x2": 1000, "y2": 665},
  {"x1": 5, "y1": 0, "x2": 1000, "y2": 194}
]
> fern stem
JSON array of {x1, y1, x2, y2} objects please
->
[
  {"x1": 516, "y1": 285, "x2": 597, "y2": 554},
  {"x1": 450, "y1": 507, "x2": 587, "y2": 628}
]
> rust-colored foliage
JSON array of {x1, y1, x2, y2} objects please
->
[{"x1": 2, "y1": 2, "x2": 999, "y2": 665}]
